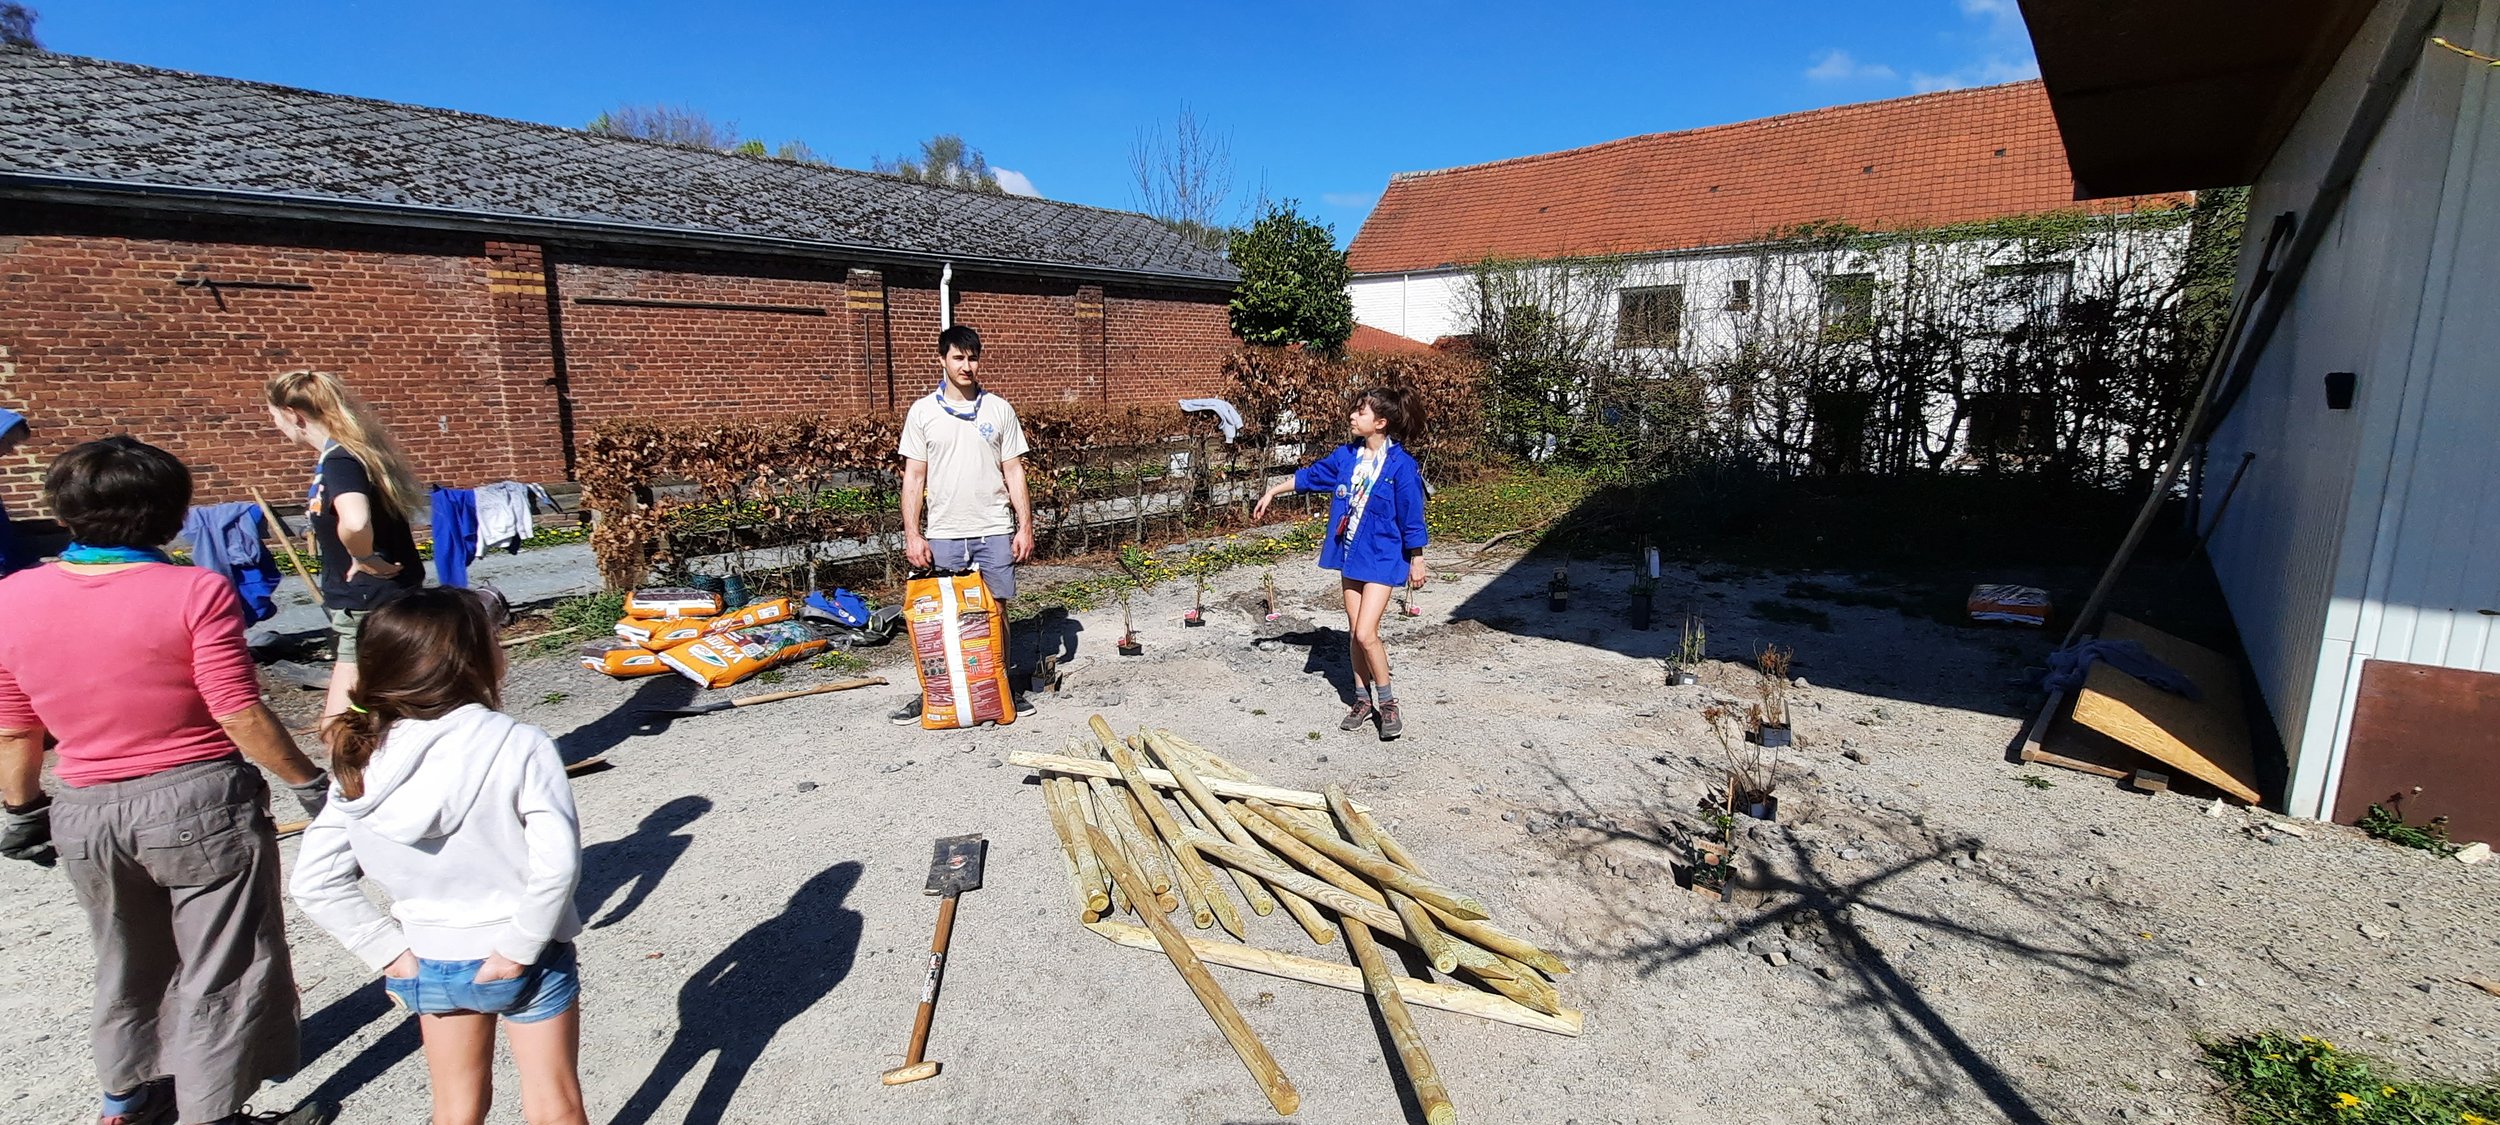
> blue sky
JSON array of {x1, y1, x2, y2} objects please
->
[{"x1": 30, "y1": 0, "x2": 2039, "y2": 243}]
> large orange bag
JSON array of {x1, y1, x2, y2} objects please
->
[
  {"x1": 907, "y1": 571, "x2": 1014, "y2": 729},
  {"x1": 656, "y1": 622, "x2": 830, "y2": 689}
]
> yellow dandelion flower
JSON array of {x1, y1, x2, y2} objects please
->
[
  {"x1": 2266, "y1": 1054, "x2": 2284, "y2": 1060},
  {"x1": 2464, "y1": 1114, "x2": 2490, "y2": 1125},
  {"x1": 2337, "y1": 1093, "x2": 2361, "y2": 1109},
  {"x1": 2384, "y1": 1087, "x2": 2397, "y2": 1097}
]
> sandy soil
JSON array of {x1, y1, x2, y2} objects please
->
[{"x1": 3, "y1": 544, "x2": 2495, "y2": 1124}]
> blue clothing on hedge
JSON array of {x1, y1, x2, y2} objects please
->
[
  {"x1": 429, "y1": 486, "x2": 481, "y2": 588},
  {"x1": 181, "y1": 502, "x2": 283, "y2": 622},
  {"x1": 0, "y1": 408, "x2": 26, "y2": 578},
  {"x1": 1291, "y1": 440, "x2": 1429, "y2": 587}
]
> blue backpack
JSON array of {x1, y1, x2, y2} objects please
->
[{"x1": 806, "y1": 587, "x2": 872, "y2": 628}]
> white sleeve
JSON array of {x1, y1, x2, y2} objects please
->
[
  {"x1": 491, "y1": 726, "x2": 583, "y2": 965},
  {"x1": 287, "y1": 810, "x2": 411, "y2": 972},
  {"x1": 898, "y1": 402, "x2": 930, "y2": 462},
  {"x1": 995, "y1": 400, "x2": 1031, "y2": 462}
]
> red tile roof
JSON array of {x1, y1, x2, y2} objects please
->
[
  {"x1": 1348, "y1": 81, "x2": 2188, "y2": 275},
  {"x1": 1345, "y1": 324, "x2": 1440, "y2": 356}
]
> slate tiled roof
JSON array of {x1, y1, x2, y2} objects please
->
[
  {"x1": 0, "y1": 49, "x2": 1235, "y2": 284},
  {"x1": 1348, "y1": 81, "x2": 2189, "y2": 275}
]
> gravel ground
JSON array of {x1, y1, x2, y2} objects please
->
[{"x1": 3, "y1": 545, "x2": 2495, "y2": 1124}]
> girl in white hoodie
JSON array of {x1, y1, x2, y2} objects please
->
[{"x1": 290, "y1": 588, "x2": 588, "y2": 1125}]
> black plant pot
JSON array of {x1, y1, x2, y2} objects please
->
[
  {"x1": 1183, "y1": 609, "x2": 1206, "y2": 627},
  {"x1": 1670, "y1": 669, "x2": 1700, "y2": 686},
  {"x1": 1549, "y1": 590, "x2": 1571, "y2": 613},
  {"x1": 1753, "y1": 723, "x2": 1793, "y2": 749},
  {"x1": 1117, "y1": 637, "x2": 1145, "y2": 657},
  {"x1": 1743, "y1": 794, "x2": 1780, "y2": 821},
  {"x1": 1630, "y1": 599, "x2": 1654, "y2": 630}
]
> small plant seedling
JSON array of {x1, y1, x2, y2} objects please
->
[
  {"x1": 1250, "y1": 708, "x2": 1267, "y2": 716},
  {"x1": 2358, "y1": 804, "x2": 2462, "y2": 857},
  {"x1": 1306, "y1": 731, "x2": 1322, "y2": 741},
  {"x1": 758, "y1": 669, "x2": 787, "y2": 686},
  {"x1": 2019, "y1": 774, "x2": 2054, "y2": 790},
  {"x1": 541, "y1": 691, "x2": 569, "y2": 706}
]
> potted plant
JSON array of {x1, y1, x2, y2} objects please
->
[
  {"x1": 1262, "y1": 569, "x2": 1281, "y2": 622},
  {"x1": 1670, "y1": 616, "x2": 1706, "y2": 685},
  {"x1": 1688, "y1": 810, "x2": 1736, "y2": 900},
  {"x1": 1752, "y1": 645, "x2": 1794, "y2": 748},
  {"x1": 1629, "y1": 575, "x2": 1657, "y2": 630},
  {"x1": 1183, "y1": 570, "x2": 1208, "y2": 626},
  {"x1": 1116, "y1": 591, "x2": 1144, "y2": 656},
  {"x1": 1707, "y1": 703, "x2": 1781, "y2": 821},
  {"x1": 1548, "y1": 566, "x2": 1572, "y2": 613},
  {"x1": 1398, "y1": 583, "x2": 1423, "y2": 618}
]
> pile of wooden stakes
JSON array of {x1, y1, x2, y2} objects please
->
[{"x1": 1011, "y1": 717, "x2": 1579, "y2": 1121}]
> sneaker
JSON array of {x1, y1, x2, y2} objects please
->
[
  {"x1": 1012, "y1": 692, "x2": 1036, "y2": 717},
  {"x1": 888, "y1": 696, "x2": 924, "y2": 725},
  {"x1": 228, "y1": 1101, "x2": 339, "y2": 1125},
  {"x1": 1339, "y1": 699, "x2": 1376, "y2": 731},
  {"x1": 99, "y1": 1080, "x2": 175, "y2": 1125},
  {"x1": 1376, "y1": 700, "x2": 1404, "y2": 740}
]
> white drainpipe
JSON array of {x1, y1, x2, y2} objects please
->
[{"x1": 939, "y1": 262, "x2": 954, "y2": 330}]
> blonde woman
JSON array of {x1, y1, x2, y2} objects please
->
[{"x1": 266, "y1": 371, "x2": 427, "y2": 719}]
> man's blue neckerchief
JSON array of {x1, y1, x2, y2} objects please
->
[
  {"x1": 59, "y1": 543, "x2": 173, "y2": 565},
  {"x1": 934, "y1": 383, "x2": 984, "y2": 422}
]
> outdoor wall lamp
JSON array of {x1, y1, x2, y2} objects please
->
[{"x1": 2324, "y1": 371, "x2": 2356, "y2": 410}]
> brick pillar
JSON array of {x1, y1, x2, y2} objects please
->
[
  {"x1": 847, "y1": 268, "x2": 892, "y2": 410},
  {"x1": 483, "y1": 241, "x2": 570, "y2": 480},
  {"x1": 1075, "y1": 283, "x2": 1108, "y2": 401}
]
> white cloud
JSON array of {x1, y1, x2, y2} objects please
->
[
  {"x1": 1321, "y1": 191, "x2": 1378, "y2": 210},
  {"x1": 1809, "y1": 1, "x2": 2039, "y2": 93},
  {"x1": 995, "y1": 168, "x2": 1039, "y2": 197},
  {"x1": 1806, "y1": 49, "x2": 1899, "y2": 83}
]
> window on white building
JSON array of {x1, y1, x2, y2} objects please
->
[
  {"x1": 1983, "y1": 261, "x2": 2073, "y2": 329},
  {"x1": 1615, "y1": 285, "x2": 1684, "y2": 349},
  {"x1": 1818, "y1": 272, "x2": 1875, "y2": 341},
  {"x1": 1726, "y1": 279, "x2": 1753, "y2": 312}
]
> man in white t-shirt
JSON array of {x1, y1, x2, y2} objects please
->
[{"x1": 891, "y1": 324, "x2": 1035, "y2": 725}]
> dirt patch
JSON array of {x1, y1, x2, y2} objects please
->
[{"x1": 4, "y1": 547, "x2": 2494, "y2": 1124}]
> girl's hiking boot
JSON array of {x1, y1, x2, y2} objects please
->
[
  {"x1": 1338, "y1": 699, "x2": 1376, "y2": 731},
  {"x1": 1375, "y1": 700, "x2": 1404, "y2": 740}
]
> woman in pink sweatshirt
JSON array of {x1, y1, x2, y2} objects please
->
[{"x1": 289, "y1": 588, "x2": 586, "y2": 1125}]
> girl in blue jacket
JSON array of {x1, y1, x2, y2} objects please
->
[{"x1": 1254, "y1": 387, "x2": 1430, "y2": 739}]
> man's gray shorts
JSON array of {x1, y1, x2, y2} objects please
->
[{"x1": 930, "y1": 534, "x2": 1016, "y2": 599}]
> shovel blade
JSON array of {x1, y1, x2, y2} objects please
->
[{"x1": 925, "y1": 834, "x2": 986, "y2": 896}]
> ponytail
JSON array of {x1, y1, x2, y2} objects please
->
[
  {"x1": 265, "y1": 370, "x2": 426, "y2": 518},
  {"x1": 319, "y1": 588, "x2": 506, "y2": 800}
]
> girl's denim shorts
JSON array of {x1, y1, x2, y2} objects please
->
[{"x1": 384, "y1": 941, "x2": 578, "y2": 1023}]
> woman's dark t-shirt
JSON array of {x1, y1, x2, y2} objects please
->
[{"x1": 312, "y1": 449, "x2": 423, "y2": 610}]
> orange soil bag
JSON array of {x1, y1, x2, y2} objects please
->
[
  {"x1": 703, "y1": 597, "x2": 797, "y2": 634},
  {"x1": 579, "y1": 638, "x2": 671, "y2": 679},
  {"x1": 625, "y1": 587, "x2": 723, "y2": 620},
  {"x1": 657, "y1": 622, "x2": 829, "y2": 689},
  {"x1": 1967, "y1": 584, "x2": 2052, "y2": 627},
  {"x1": 907, "y1": 571, "x2": 1014, "y2": 729},
  {"x1": 615, "y1": 616, "x2": 710, "y2": 651}
]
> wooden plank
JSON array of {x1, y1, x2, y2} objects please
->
[
  {"x1": 2068, "y1": 614, "x2": 2261, "y2": 804},
  {"x1": 1008, "y1": 750, "x2": 1366, "y2": 812},
  {"x1": 1085, "y1": 922, "x2": 1583, "y2": 1037}
]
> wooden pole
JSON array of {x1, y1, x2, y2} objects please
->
[
  {"x1": 1355, "y1": 808, "x2": 1568, "y2": 977},
  {"x1": 1245, "y1": 795, "x2": 1489, "y2": 919},
  {"x1": 250, "y1": 488, "x2": 323, "y2": 608},
  {"x1": 1094, "y1": 718, "x2": 1243, "y2": 939},
  {"x1": 1039, "y1": 780, "x2": 1098, "y2": 923},
  {"x1": 1172, "y1": 782, "x2": 1279, "y2": 918},
  {"x1": 1086, "y1": 774, "x2": 1175, "y2": 903},
  {"x1": 1083, "y1": 825, "x2": 1301, "y2": 1116},
  {"x1": 1152, "y1": 734, "x2": 1279, "y2": 919},
  {"x1": 1071, "y1": 779, "x2": 1129, "y2": 917},
  {"x1": 1330, "y1": 784, "x2": 1458, "y2": 975},
  {"x1": 1041, "y1": 779, "x2": 1109, "y2": 921},
  {"x1": 1011, "y1": 750, "x2": 1362, "y2": 812},
  {"x1": 1084, "y1": 921, "x2": 1582, "y2": 1038},
  {"x1": 1209, "y1": 813, "x2": 1519, "y2": 982},
  {"x1": 1343, "y1": 908, "x2": 1457, "y2": 1125}
]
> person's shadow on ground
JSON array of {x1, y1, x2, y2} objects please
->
[
  {"x1": 577, "y1": 795, "x2": 712, "y2": 930},
  {"x1": 555, "y1": 675, "x2": 699, "y2": 765},
  {"x1": 608, "y1": 861, "x2": 866, "y2": 1125},
  {"x1": 295, "y1": 978, "x2": 421, "y2": 1113}
]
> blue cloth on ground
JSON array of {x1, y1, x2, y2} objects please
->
[
  {"x1": 429, "y1": 487, "x2": 481, "y2": 588},
  {"x1": 2043, "y1": 639, "x2": 2201, "y2": 700},
  {"x1": 180, "y1": 502, "x2": 282, "y2": 623}
]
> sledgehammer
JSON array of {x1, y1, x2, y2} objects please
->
[{"x1": 882, "y1": 833, "x2": 986, "y2": 1086}]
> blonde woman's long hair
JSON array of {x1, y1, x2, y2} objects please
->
[{"x1": 265, "y1": 370, "x2": 425, "y2": 517}]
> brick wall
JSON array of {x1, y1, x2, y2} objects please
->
[{"x1": 0, "y1": 203, "x2": 1236, "y2": 520}]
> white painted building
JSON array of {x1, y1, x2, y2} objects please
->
[{"x1": 2028, "y1": 0, "x2": 2500, "y2": 835}]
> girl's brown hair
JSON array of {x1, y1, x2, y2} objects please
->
[
  {"x1": 1356, "y1": 385, "x2": 1426, "y2": 444},
  {"x1": 325, "y1": 588, "x2": 505, "y2": 800},
  {"x1": 265, "y1": 370, "x2": 426, "y2": 517}
]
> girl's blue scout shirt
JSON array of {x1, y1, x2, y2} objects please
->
[{"x1": 1291, "y1": 440, "x2": 1429, "y2": 587}]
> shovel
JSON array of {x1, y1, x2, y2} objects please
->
[
  {"x1": 882, "y1": 833, "x2": 986, "y2": 1086},
  {"x1": 638, "y1": 676, "x2": 885, "y2": 718}
]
